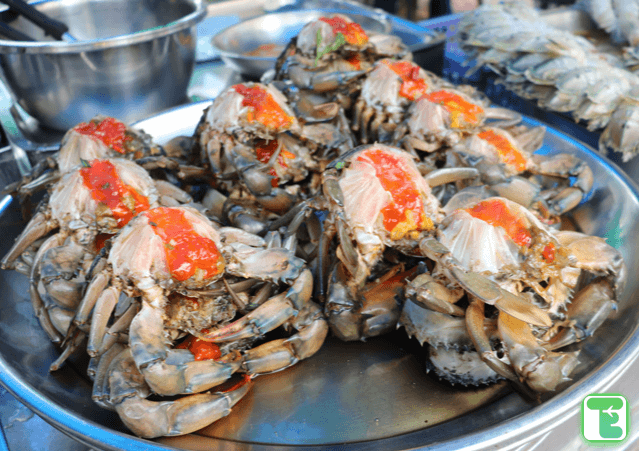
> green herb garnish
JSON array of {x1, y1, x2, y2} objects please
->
[
  {"x1": 335, "y1": 161, "x2": 345, "y2": 170},
  {"x1": 80, "y1": 159, "x2": 90, "y2": 168},
  {"x1": 102, "y1": 182, "x2": 110, "y2": 189},
  {"x1": 315, "y1": 30, "x2": 346, "y2": 66}
]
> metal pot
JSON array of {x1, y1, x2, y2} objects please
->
[{"x1": 0, "y1": 0, "x2": 206, "y2": 131}]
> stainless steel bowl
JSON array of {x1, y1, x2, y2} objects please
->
[
  {"x1": 211, "y1": 10, "x2": 392, "y2": 79},
  {"x1": 0, "y1": 0, "x2": 206, "y2": 131},
  {"x1": 0, "y1": 102, "x2": 639, "y2": 450}
]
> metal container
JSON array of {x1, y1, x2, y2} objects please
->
[
  {"x1": 0, "y1": 0, "x2": 206, "y2": 131},
  {"x1": 0, "y1": 101, "x2": 638, "y2": 450},
  {"x1": 211, "y1": 10, "x2": 392, "y2": 79}
]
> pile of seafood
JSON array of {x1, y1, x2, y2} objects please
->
[
  {"x1": 0, "y1": 13, "x2": 626, "y2": 439},
  {"x1": 457, "y1": 1, "x2": 639, "y2": 162}
]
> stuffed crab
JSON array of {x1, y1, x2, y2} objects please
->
[{"x1": 77, "y1": 206, "x2": 327, "y2": 437}]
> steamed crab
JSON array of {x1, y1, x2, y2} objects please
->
[
  {"x1": 77, "y1": 206, "x2": 327, "y2": 437},
  {"x1": 351, "y1": 59, "x2": 439, "y2": 143},
  {"x1": 401, "y1": 196, "x2": 625, "y2": 392},
  {"x1": 1, "y1": 159, "x2": 176, "y2": 346},
  {"x1": 273, "y1": 14, "x2": 410, "y2": 109}
]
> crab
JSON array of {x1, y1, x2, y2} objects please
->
[
  {"x1": 5, "y1": 116, "x2": 201, "y2": 214},
  {"x1": 273, "y1": 14, "x2": 410, "y2": 109},
  {"x1": 2, "y1": 159, "x2": 176, "y2": 345},
  {"x1": 400, "y1": 197, "x2": 625, "y2": 392},
  {"x1": 303, "y1": 144, "x2": 548, "y2": 342},
  {"x1": 446, "y1": 126, "x2": 594, "y2": 222},
  {"x1": 394, "y1": 85, "x2": 523, "y2": 153},
  {"x1": 75, "y1": 206, "x2": 327, "y2": 437},
  {"x1": 351, "y1": 59, "x2": 440, "y2": 144}
]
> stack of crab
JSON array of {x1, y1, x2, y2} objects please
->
[{"x1": 0, "y1": 13, "x2": 627, "y2": 439}]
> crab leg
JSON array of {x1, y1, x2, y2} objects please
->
[
  {"x1": 200, "y1": 269, "x2": 313, "y2": 342},
  {"x1": 544, "y1": 279, "x2": 616, "y2": 351},
  {"x1": 87, "y1": 286, "x2": 123, "y2": 357},
  {"x1": 71, "y1": 271, "x2": 111, "y2": 333},
  {"x1": 420, "y1": 238, "x2": 552, "y2": 327},
  {"x1": 49, "y1": 328, "x2": 86, "y2": 372},
  {"x1": 29, "y1": 233, "x2": 67, "y2": 343},
  {"x1": 406, "y1": 273, "x2": 465, "y2": 317},
  {"x1": 96, "y1": 301, "x2": 140, "y2": 357},
  {"x1": 498, "y1": 311, "x2": 579, "y2": 393},
  {"x1": 484, "y1": 107, "x2": 522, "y2": 128},
  {"x1": 242, "y1": 301, "x2": 328, "y2": 374},
  {"x1": 92, "y1": 342, "x2": 125, "y2": 411},
  {"x1": 1, "y1": 211, "x2": 57, "y2": 269},
  {"x1": 466, "y1": 298, "x2": 518, "y2": 381},
  {"x1": 129, "y1": 296, "x2": 243, "y2": 396},
  {"x1": 108, "y1": 348, "x2": 252, "y2": 439}
]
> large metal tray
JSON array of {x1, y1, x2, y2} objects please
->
[{"x1": 0, "y1": 101, "x2": 639, "y2": 451}]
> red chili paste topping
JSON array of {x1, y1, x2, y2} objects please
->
[
  {"x1": 465, "y1": 199, "x2": 532, "y2": 248},
  {"x1": 233, "y1": 84, "x2": 294, "y2": 131},
  {"x1": 382, "y1": 60, "x2": 429, "y2": 100},
  {"x1": 345, "y1": 54, "x2": 362, "y2": 70},
  {"x1": 74, "y1": 118, "x2": 132, "y2": 154},
  {"x1": 477, "y1": 129, "x2": 527, "y2": 173},
  {"x1": 426, "y1": 90, "x2": 484, "y2": 128},
  {"x1": 357, "y1": 149, "x2": 434, "y2": 239},
  {"x1": 319, "y1": 16, "x2": 368, "y2": 46},
  {"x1": 176, "y1": 334, "x2": 222, "y2": 361},
  {"x1": 542, "y1": 243, "x2": 556, "y2": 262},
  {"x1": 255, "y1": 139, "x2": 296, "y2": 187},
  {"x1": 144, "y1": 207, "x2": 224, "y2": 282},
  {"x1": 80, "y1": 159, "x2": 150, "y2": 228}
]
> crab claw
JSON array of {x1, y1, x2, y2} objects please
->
[
  {"x1": 107, "y1": 348, "x2": 252, "y2": 439},
  {"x1": 498, "y1": 311, "x2": 579, "y2": 393},
  {"x1": 544, "y1": 279, "x2": 617, "y2": 351}
]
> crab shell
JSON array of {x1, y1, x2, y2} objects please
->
[
  {"x1": 202, "y1": 83, "x2": 300, "y2": 139},
  {"x1": 331, "y1": 144, "x2": 442, "y2": 259},
  {"x1": 406, "y1": 88, "x2": 488, "y2": 139},
  {"x1": 438, "y1": 197, "x2": 572, "y2": 282},
  {"x1": 361, "y1": 59, "x2": 434, "y2": 114},
  {"x1": 108, "y1": 206, "x2": 225, "y2": 291},
  {"x1": 49, "y1": 158, "x2": 159, "y2": 235},
  {"x1": 58, "y1": 116, "x2": 158, "y2": 174},
  {"x1": 296, "y1": 14, "x2": 369, "y2": 57}
]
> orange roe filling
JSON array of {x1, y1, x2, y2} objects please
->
[
  {"x1": 542, "y1": 243, "x2": 556, "y2": 263},
  {"x1": 74, "y1": 118, "x2": 132, "y2": 154},
  {"x1": 382, "y1": 60, "x2": 429, "y2": 101},
  {"x1": 358, "y1": 149, "x2": 434, "y2": 239},
  {"x1": 319, "y1": 16, "x2": 368, "y2": 46},
  {"x1": 345, "y1": 54, "x2": 362, "y2": 70},
  {"x1": 255, "y1": 139, "x2": 296, "y2": 187},
  {"x1": 80, "y1": 159, "x2": 150, "y2": 228},
  {"x1": 145, "y1": 207, "x2": 224, "y2": 282},
  {"x1": 94, "y1": 233, "x2": 113, "y2": 251},
  {"x1": 426, "y1": 90, "x2": 484, "y2": 128},
  {"x1": 233, "y1": 84, "x2": 293, "y2": 131},
  {"x1": 465, "y1": 199, "x2": 532, "y2": 248},
  {"x1": 477, "y1": 129, "x2": 527, "y2": 173},
  {"x1": 176, "y1": 334, "x2": 222, "y2": 361}
]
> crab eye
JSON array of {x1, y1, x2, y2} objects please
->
[
  {"x1": 425, "y1": 90, "x2": 484, "y2": 128},
  {"x1": 233, "y1": 84, "x2": 294, "y2": 131},
  {"x1": 319, "y1": 16, "x2": 368, "y2": 46},
  {"x1": 357, "y1": 148, "x2": 434, "y2": 239},
  {"x1": 465, "y1": 198, "x2": 532, "y2": 248},
  {"x1": 476, "y1": 129, "x2": 527, "y2": 172},
  {"x1": 144, "y1": 207, "x2": 225, "y2": 282},
  {"x1": 381, "y1": 60, "x2": 429, "y2": 100},
  {"x1": 80, "y1": 159, "x2": 150, "y2": 228},
  {"x1": 73, "y1": 117, "x2": 132, "y2": 154}
]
